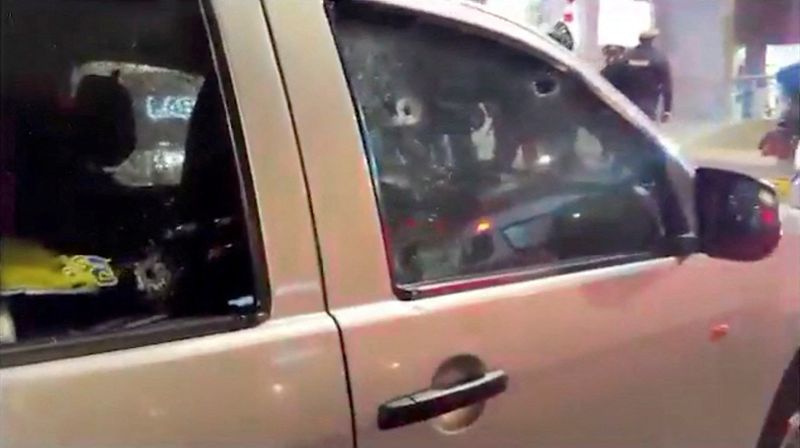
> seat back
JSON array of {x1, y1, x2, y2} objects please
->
[
  {"x1": 180, "y1": 73, "x2": 240, "y2": 222},
  {"x1": 72, "y1": 71, "x2": 136, "y2": 167}
]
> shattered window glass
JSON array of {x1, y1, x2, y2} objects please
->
[{"x1": 332, "y1": 5, "x2": 685, "y2": 287}]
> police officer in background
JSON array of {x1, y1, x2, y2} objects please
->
[{"x1": 602, "y1": 29, "x2": 673, "y2": 122}]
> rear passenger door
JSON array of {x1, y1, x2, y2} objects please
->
[
  {"x1": 268, "y1": 1, "x2": 760, "y2": 447},
  {"x1": 0, "y1": 2, "x2": 351, "y2": 447}
]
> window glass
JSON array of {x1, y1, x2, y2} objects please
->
[
  {"x1": 0, "y1": 0, "x2": 260, "y2": 347},
  {"x1": 332, "y1": 7, "x2": 684, "y2": 288},
  {"x1": 72, "y1": 61, "x2": 203, "y2": 187}
]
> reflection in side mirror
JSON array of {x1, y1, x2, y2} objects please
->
[{"x1": 696, "y1": 168, "x2": 781, "y2": 261}]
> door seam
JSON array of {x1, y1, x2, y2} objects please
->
[{"x1": 258, "y1": 2, "x2": 359, "y2": 446}]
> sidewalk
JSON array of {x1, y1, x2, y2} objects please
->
[
  {"x1": 662, "y1": 119, "x2": 776, "y2": 149},
  {"x1": 662, "y1": 119, "x2": 794, "y2": 195},
  {"x1": 661, "y1": 120, "x2": 731, "y2": 147}
]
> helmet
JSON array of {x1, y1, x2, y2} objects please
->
[{"x1": 548, "y1": 21, "x2": 574, "y2": 51}]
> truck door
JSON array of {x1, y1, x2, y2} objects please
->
[{"x1": 268, "y1": 0, "x2": 800, "y2": 446}]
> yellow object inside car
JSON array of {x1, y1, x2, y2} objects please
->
[{"x1": 0, "y1": 238, "x2": 117, "y2": 296}]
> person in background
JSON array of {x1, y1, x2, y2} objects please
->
[
  {"x1": 601, "y1": 29, "x2": 673, "y2": 123},
  {"x1": 759, "y1": 62, "x2": 799, "y2": 168},
  {"x1": 601, "y1": 44, "x2": 627, "y2": 67},
  {"x1": 775, "y1": 62, "x2": 799, "y2": 135}
]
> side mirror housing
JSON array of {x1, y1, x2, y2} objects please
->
[{"x1": 696, "y1": 168, "x2": 781, "y2": 261}]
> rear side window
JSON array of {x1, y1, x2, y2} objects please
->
[
  {"x1": 330, "y1": 6, "x2": 687, "y2": 294},
  {"x1": 0, "y1": 0, "x2": 264, "y2": 362}
]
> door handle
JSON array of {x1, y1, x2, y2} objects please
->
[{"x1": 378, "y1": 370, "x2": 508, "y2": 430}]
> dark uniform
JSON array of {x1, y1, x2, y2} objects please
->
[{"x1": 602, "y1": 39, "x2": 673, "y2": 121}]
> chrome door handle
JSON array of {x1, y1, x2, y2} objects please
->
[{"x1": 377, "y1": 370, "x2": 508, "y2": 430}]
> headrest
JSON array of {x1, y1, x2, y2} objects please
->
[{"x1": 73, "y1": 71, "x2": 136, "y2": 167}]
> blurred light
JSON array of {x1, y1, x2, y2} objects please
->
[
  {"x1": 161, "y1": 151, "x2": 185, "y2": 168},
  {"x1": 228, "y1": 295, "x2": 255, "y2": 308},
  {"x1": 272, "y1": 384, "x2": 284, "y2": 394},
  {"x1": 537, "y1": 154, "x2": 553, "y2": 166},
  {"x1": 760, "y1": 208, "x2": 778, "y2": 225},
  {"x1": 572, "y1": 212, "x2": 582, "y2": 219},
  {"x1": 475, "y1": 219, "x2": 493, "y2": 233},
  {"x1": 146, "y1": 95, "x2": 196, "y2": 120}
]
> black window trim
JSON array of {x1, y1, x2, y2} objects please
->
[
  {"x1": 203, "y1": 0, "x2": 270, "y2": 315},
  {"x1": 0, "y1": 315, "x2": 260, "y2": 368},
  {"x1": 0, "y1": 0, "x2": 270, "y2": 368},
  {"x1": 396, "y1": 252, "x2": 662, "y2": 300},
  {"x1": 328, "y1": 1, "x2": 692, "y2": 302}
]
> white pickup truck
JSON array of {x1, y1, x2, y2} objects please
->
[{"x1": 0, "y1": 1, "x2": 798, "y2": 447}]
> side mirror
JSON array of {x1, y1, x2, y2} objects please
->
[{"x1": 696, "y1": 168, "x2": 781, "y2": 261}]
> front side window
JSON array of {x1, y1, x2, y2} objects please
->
[
  {"x1": 0, "y1": 0, "x2": 262, "y2": 353},
  {"x1": 331, "y1": 6, "x2": 686, "y2": 291}
]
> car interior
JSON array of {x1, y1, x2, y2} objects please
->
[{"x1": 0, "y1": 0, "x2": 257, "y2": 346}]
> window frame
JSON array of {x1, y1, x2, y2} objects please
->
[
  {"x1": 0, "y1": 0, "x2": 270, "y2": 368},
  {"x1": 328, "y1": 1, "x2": 694, "y2": 300}
]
